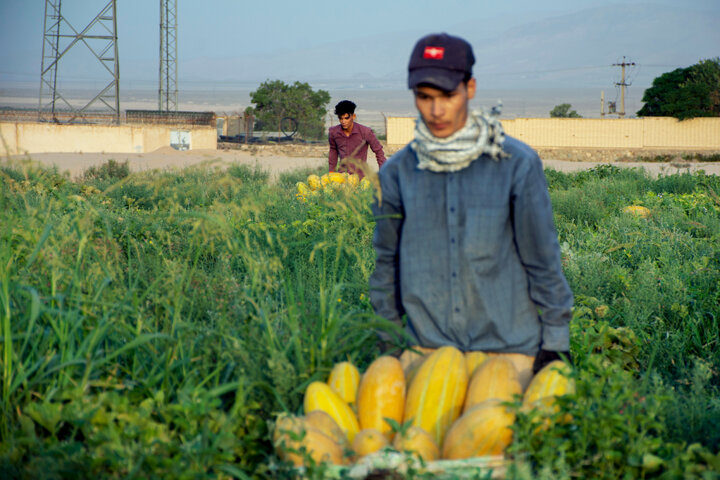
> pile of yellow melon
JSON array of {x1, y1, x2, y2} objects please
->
[
  {"x1": 273, "y1": 345, "x2": 574, "y2": 468},
  {"x1": 295, "y1": 172, "x2": 372, "y2": 202},
  {"x1": 622, "y1": 205, "x2": 651, "y2": 218}
]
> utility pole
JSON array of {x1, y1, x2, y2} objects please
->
[
  {"x1": 159, "y1": 0, "x2": 178, "y2": 112},
  {"x1": 613, "y1": 56, "x2": 635, "y2": 118}
]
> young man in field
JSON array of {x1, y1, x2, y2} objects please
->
[
  {"x1": 328, "y1": 100, "x2": 386, "y2": 179},
  {"x1": 369, "y1": 33, "x2": 573, "y2": 386}
]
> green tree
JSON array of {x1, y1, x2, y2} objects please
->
[
  {"x1": 550, "y1": 103, "x2": 582, "y2": 118},
  {"x1": 247, "y1": 80, "x2": 331, "y2": 140},
  {"x1": 637, "y1": 57, "x2": 720, "y2": 120}
]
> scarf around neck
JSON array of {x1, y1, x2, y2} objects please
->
[{"x1": 410, "y1": 104, "x2": 509, "y2": 172}]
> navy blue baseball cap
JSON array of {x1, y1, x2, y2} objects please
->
[{"x1": 408, "y1": 33, "x2": 475, "y2": 91}]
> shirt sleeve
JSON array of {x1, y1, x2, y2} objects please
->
[
  {"x1": 369, "y1": 161, "x2": 405, "y2": 340},
  {"x1": 328, "y1": 129, "x2": 338, "y2": 172},
  {"x1": 365, "y1": 128, "x2": 387, "y2": 168},
  {"x1": 511, "y1": 152, "x2": 573, "y2": 352}
]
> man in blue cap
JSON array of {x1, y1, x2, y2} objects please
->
[{"x1": 369, "y1": 33, "x2": 573, "y2": 386}]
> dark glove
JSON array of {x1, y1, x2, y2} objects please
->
[{"x1": 532, "y1": 349, "x2": 572, "y2": 375}]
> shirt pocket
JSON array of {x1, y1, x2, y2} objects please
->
[{"x1": 463, "y1": 206, "x2": 509, "y2": 272}]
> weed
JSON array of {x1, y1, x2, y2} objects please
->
[
  {"x1": 80, "y1": 158, "x2": 130, "y2": 182},
  {"x1": 1, "y1": 160, "x2": 718, "y2": 478}
]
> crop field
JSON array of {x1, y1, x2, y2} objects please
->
[{"x1": 1, "y1": 158, "x2": 719, "y2": 479}]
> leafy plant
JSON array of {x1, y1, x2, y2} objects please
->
[
  {"x1": 637, "y1": 57, "x2": 720, "y2": 120},
  {"x1": 248, "y1": 80, "x2": 331, "y2": 140},
  {"x1": 549, "y1": 103, "x2": 582, "y2": 118},
  {"x1": 79, "y1": 159, "x2": 129, "y2": 182},
  {"x1": 510, "y1": 357, "x2": 669, "y2": 479}
]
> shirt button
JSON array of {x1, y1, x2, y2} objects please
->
[
  {"x1": 451, "y1": 238, "x2": 455, "y2": 243},
  {"x1": 455, "y1": 307, "x2": 460, "y2": 313},
  {"x1": 452, "y1": 272, "x2": 457, "y2": 278},
  {"x1": 450, "y1": 207, "x2": 455, "y2": 213}
]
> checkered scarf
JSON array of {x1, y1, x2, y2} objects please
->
[{"x1": 410, "y1": 104, "x2": 509, "y2": 172}]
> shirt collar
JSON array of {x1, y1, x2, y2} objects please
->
[{"x1": 336, "y1": 122, "x2": 361, "y2": 137}]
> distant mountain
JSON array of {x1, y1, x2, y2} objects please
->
[{"x1": 158, "y1": 3, "x2": 718, "y2": 90}]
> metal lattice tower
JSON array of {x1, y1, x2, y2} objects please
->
[
  {"x1": 38, "y1": 0, "x2": 120, "y2": 123},
  {"x1": 159, "y1": 0, "x2": 178, "y2": 112}
]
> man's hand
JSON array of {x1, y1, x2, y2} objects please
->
[{"x1": 532, "y1": 349, "x2": 572, "y2": 375}]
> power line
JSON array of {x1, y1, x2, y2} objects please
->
[{"x1": 481, "y1": 65, "x2": 609, "y2": 77}]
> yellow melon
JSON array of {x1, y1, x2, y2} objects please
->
[
  {"x1": 304, "y1": 381, "x2": 360, "y2": 442},
  {"x1": 351, "y1": 428, "x2": 389, "y2": 458},
  {"x1": 399, "y1": 346, "x2": 435, "y2": 386},
  {"x1": 623, "y1": 205, "x2": 650, "y2": 218},
  {"x1": 403, "y1": 345, "x2": 468, "y2": 448},
  {"x1": 465, "y1": 351, "x2": 489, "y2": 377},
  {"x1": 296, "y1": 182, "x2": 310, "y2": 195},
  {"x1": 392, "y1": 426, "x2": 439, "y2": 462},
  {"x1": 327, "y1": 172, "x2": 346, "y2": 184},
  {"x1": 463, "y1": 357, "x2": 522, "y2": 413},
  {"x1": 442, "y1": 400, "x2": 515, "y2": 459},
  {"x1": 273, "y1": 414, "x2": 345, "y2": 466},
  {"x1": 273, "y1": 413, "x2": 304, "y2": 446},
  {"x1": 523, "y1": 360, "x2": 575, "y2": 409},
  {"x1": 327, "y1": 361, "x2": 360, "y2": 406},
  {"x1": 304, "y1": 410, "x2": 347, "y2": 447},
  {"x1": 307, "y1": 174, "x2": 322, "y2": 190},
  {"x1": 357, "y1": 356, "x2": 405, "y2": 439}
]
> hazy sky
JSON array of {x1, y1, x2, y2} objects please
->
[{"x1": 1, "y1": 0, "x2": 718, "y2": 91}]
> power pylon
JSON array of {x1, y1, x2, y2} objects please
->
[
  {"x1": 38, "y1": 0, "x2": 120, "y2": 123},
  {"x1": 613, "y1": 56, "x2": 636, "y2": 118},
  {"x1": 159, "y1": 0, "x2": 178, "y2": 112}
]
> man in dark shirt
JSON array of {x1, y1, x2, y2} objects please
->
[
  {"x1": 369, "y1": 33, "x2": 573, "y2": 387},
  {"x1": 328, "y1": 100, "x2": 386, "y2": 179}
]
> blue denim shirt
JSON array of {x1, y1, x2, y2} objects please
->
[{"x1": 369, "y1": 136, "x2": 572, "y2": 355}]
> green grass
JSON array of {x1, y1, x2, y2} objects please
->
[{"x1": 1, "y1": 160, "x2": 719, "y2": 479}]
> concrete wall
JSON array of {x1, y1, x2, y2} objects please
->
[
  {"x1": 0, "y1": 121, "x2": 217, "y2": 155},
  {"x1": 386, "y1": 116, "x2": 720, "y2": 149},
  {"x1": 386, "y1": 117, "x2": 417, "y2": 146}
]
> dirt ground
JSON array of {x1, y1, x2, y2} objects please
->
[
  {"x1": 4, "y1": 144, "x2": 720, "y2": 180},
  {"x1": 3, "y1": 147, "x2": 329, "y2": 181}
]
